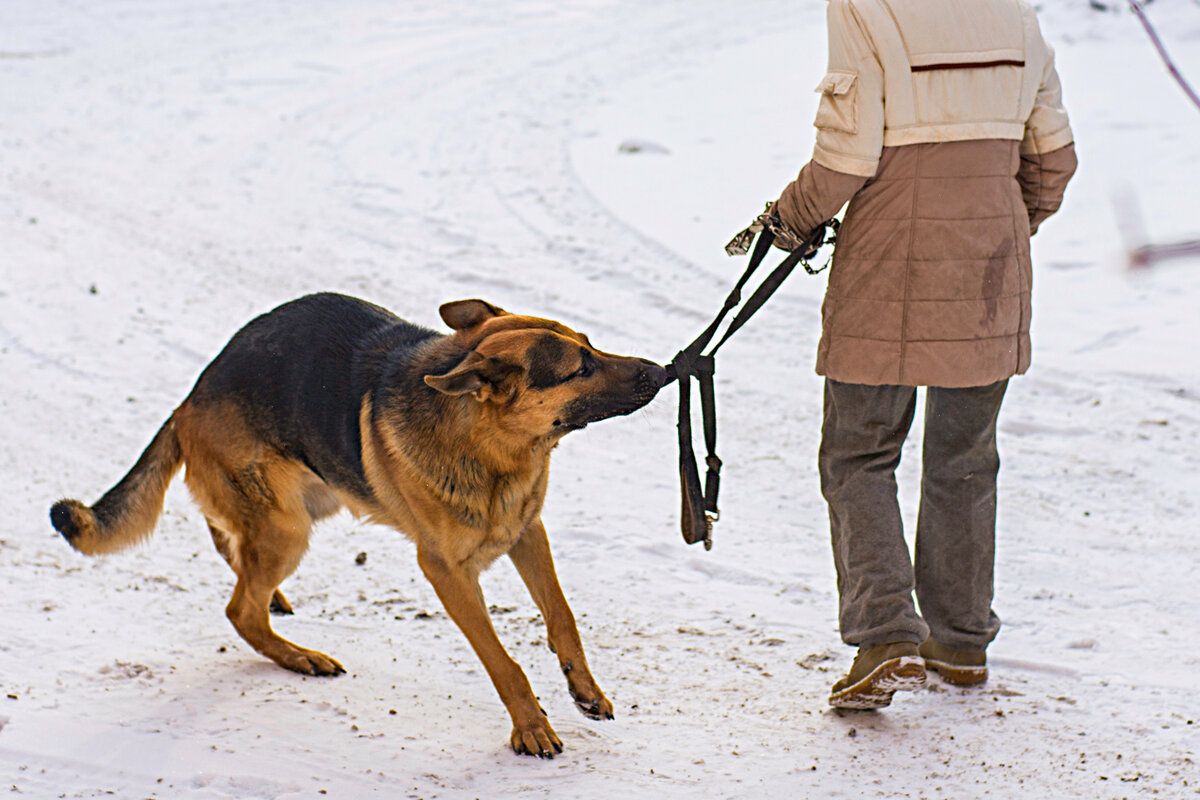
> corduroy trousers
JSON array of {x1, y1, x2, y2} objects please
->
[{"x1": 819, "y1": 378, "x2": 1008, "y2": 652}]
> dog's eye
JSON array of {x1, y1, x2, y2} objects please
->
[{"x1": 569, "y1": 351, "x2": 594, "y2": 380}]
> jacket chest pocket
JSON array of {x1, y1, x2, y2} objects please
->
[{"x1": 814, "y1": 71, "x2": 858, "y2": 134}]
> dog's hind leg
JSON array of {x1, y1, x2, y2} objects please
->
[
  {"x1": 178, "y1": 403, "x2": 340, "y2": 675},
  {"x1": 508, "y1": 519, "x2": 614, "y2": 721},
  {"x1": 208, "y1": 520, "x2": 293, "y2": 616},
  {"x1": 416, "y1": 547, "x2": 562, "y2": 758},
  {"x1": 220, "y1": 504, "x2": 344, "y2": 677}
]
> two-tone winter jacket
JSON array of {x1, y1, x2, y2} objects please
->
[{"x1": 775, "y1": 0, "x2": 1077, "y2": 388}]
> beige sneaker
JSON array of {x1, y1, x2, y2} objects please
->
[
  {"x1": 919, "y1": 639, "x2": 988, "y2": 686},
  {"x1": 829, "y1": 642, "x2": 926, "y2": 710}
]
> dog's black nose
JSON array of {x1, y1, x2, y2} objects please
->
[{"x1": 639, "y1": 359, "x2": 669, "y2": 390}]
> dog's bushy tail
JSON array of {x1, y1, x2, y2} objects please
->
[{"x1": 51, "y1": 416, "x2": 183, "y2": 555}]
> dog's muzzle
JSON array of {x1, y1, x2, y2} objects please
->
[{"x1": 555, "y1": 360, "x2": 666, "y2": 430}]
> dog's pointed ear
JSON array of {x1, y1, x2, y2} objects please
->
[
  {"x1": 439, "y1": 299, "x2": 507, "y2": 332},
  {"x1": 424, "y1": 351, "x2": 521, "y2": 401}
]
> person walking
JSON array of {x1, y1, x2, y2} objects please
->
[{"x1": 765, "y1": 0, "x2": 1077, "y2": 709}]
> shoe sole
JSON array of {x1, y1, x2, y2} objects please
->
[
  {"x1": 924, "y1": 658, "x2": 988, "y2": 686},
  {"x1": 829, "y1": 655, "x2": 927, "y2": 710}
]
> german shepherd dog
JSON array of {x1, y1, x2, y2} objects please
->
[{"x1": 51, "y1": 292, "x2": 666, "y2": 757}]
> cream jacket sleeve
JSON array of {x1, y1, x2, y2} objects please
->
[
  {"x1": 811, "y1": 0, "x2": 885, "y2": 178},
  {"x1": 1021, "y1": 41, "x2": 1074, "y2": 155}
]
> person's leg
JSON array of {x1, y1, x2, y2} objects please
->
[
  {"x1": 914, "y1": 379, "x2": 1008, "y2": 654},
  {"x1": 820, "y1": 379, "x2": 929, "y2": 649}
]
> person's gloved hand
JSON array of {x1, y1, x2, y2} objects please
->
[
  {"x1": 725, "y1": 202, "x2": 818, "y2": 257},
  {"x1": 762, "y1": 203, "x2": 819, "y2": 256}
]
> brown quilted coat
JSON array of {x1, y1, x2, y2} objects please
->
[{"x1": 779, "y1": 142, "x2": 1076, "y2": 387}]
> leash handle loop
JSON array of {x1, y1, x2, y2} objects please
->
[
  {"x1": 698, "y1": 368, "x2": 720, "y2": 515},
  {"x1": 675, "y1": 371, "x2": 713, "y2": 550}
]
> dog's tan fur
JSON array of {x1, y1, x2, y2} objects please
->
[{"x1": 52, "y1": 293, "x2": 665, "y2": 757}]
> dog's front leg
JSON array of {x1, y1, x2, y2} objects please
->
[
  {"x1": 508, "y1": 519, "x2": 614, "y2": 722},
  {"x1": 416, "y1": 548, "x2": 563, "y2": 758}
]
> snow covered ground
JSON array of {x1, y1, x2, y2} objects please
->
[{"x1": 2, "y1": 0, "x2": 1198, "y2": 797}]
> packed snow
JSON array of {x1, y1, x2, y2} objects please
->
[{"x1": 1, "y1": 1, "x2": 1197, "y2": 797}]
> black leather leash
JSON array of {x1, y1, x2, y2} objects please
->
[{"x1": 665, "y1": 217, "x2": 837, "y2": 549}]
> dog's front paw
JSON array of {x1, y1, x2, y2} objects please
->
[
  {"x1": 569, "y1": 684, "x2": 614, "y2": 721},
  {"x1": 510, "y1": 716, "x2": 563, "y2": 758},
  {"x1": 561, "y1": 661, "x2": 614, "y2": 720}
]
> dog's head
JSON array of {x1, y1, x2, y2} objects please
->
[{"x1": 424, "y1": 299, "x2": 667, "y2": 439}]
